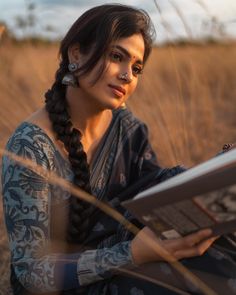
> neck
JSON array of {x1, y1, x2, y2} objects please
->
[{"x1": 66, "y1": 87, "x2": 112, "y2": 145}]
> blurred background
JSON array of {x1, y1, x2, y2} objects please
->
[
  {"x1": 1, "y1": 0, "x2": 236, "y2": 43},
  {"x1": 1, "y1": 0, "x2": 236, "y2": 165},
  {"x1": 0, "y1": 0, "x2": 236, "y2": 293}
]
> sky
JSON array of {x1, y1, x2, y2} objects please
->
[{"x1": 0, "y1": 0, "x2": 236, "y2": 43}]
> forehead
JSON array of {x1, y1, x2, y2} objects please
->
[{"x1": 112, "y1": 34, "x2": 145, "y2": 62}]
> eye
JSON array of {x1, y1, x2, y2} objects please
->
[
  {"x1": 109, "y1": 51, "x2": 122, "y2": 62},
  {"x1": 132, "y1": 65, "x2": 143, "y2": 76}
]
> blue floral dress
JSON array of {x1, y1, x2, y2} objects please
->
[{"x1": 2, "y1": 107, "x2": 236, "y2": 295}]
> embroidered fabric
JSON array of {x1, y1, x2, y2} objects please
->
[
  {"x1": 3, "y1": 108, "x2": 234, "y2": 295},
  {"x1": 2, "y1": 108, "x2": 170, "y2": 294}
]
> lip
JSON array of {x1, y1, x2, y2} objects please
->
[{"x1": 108, "y1": 84, "x2": 126, "y2": 97}]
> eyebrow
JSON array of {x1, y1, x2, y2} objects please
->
[{"x1": 112, "y1": 45, "x2": 143, "y2": 65}]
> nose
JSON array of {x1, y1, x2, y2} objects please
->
[{"x1": 118, "y1": 69, "x2": 133, "y2": 83}]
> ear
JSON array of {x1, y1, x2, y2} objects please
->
[{"x1": 68, "y1": 43, "x2": 81, "y2": 63}]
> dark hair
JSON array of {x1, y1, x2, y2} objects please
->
[{"x1": 45, "y1": 4, "x2": 155, "y2": 247}]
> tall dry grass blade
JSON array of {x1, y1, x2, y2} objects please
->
[
  {"x1": 167, "y1": 46, "x2": 192, "y2": 163},
  {"x1": 153, "y1": 0, "x2": 176, "y2": 41},
  {"x1": 0, "y1": 148, "x2": 218, "y2": 295},
  {"x1": 168, "y1": 0, "x2": 193, "y2": 40},
  {"x1": 195, "y1": 0, "x2": 211, "y2": 17},
  {"x1": 154, "y1": 0, "x2": 186, "y2": 162},
  {"x1": 149, "y1": 94, "x2": 181, "y2": 164},
  {"x1": 152, "y1": 0, "x2": 192, "y2": 164},
  {"x1": 166, "y1": 0, "x2": 197, "y2": 161},
  {"x1": 195, "y1": 0, "x2": 228, "y2": 40}
]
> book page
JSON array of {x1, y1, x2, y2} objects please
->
[{"x1": 135, "y1": 149, "x2": 236, "y2": 200}]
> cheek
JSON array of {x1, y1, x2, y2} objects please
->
[
  {"x1": 128, "y1": 81, "x2": 138, "y2": 95},
  {"x1": 78, "y1": 74, "x2": 93, "y2": 88}
]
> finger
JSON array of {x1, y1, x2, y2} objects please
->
[
  {"x1": 174, "y1": 236, "x2": 218, "y2": 260},
  {"x1": 182, "y1": 228, "x2": 213, "y2": 248},
  {"x1": 198, "y1": 236, "x2": 219, "y2": 249},
  {"x1": 164, "y1": 228, "x2": 213, "y2": 253}
]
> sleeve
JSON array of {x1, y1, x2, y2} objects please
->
[{"x1": 1, "y1": 132, "x2": 133, "y2": 293}]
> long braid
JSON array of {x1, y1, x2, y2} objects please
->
[{"x1": 45, "y1": 62, "x2": 94, "y2": 244}]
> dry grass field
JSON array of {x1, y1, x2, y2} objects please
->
[
  {"x1": 0, "y1": 39, "x2": 236, "y2": 293},
  {"x1": 1, "y1": 41, "x2": 236, "y2": 165}
]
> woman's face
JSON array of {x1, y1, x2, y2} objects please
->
[{"x1": 73, "y1": 34, "x2": 145, "y2": 110}]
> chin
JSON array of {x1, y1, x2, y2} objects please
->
[
  {"x1": 91, "y1": 92, "x2": 125, "y2": 111},
  {"x1": 100, "y1": 99, "x2": 125, "y2": 111}
]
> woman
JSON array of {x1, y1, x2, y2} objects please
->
[{"x1": 2, "y1": 4, "x2": 236, "y2": 295}]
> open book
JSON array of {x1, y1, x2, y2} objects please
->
[{"x1": 123, "y1": 149, "x2": 236, "y2": 239}]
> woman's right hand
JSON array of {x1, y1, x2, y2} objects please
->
[{"x1": 130, "y1": 226, "x2": 218, "y2": 265}]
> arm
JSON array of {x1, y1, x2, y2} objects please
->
[
  {"x1": 111, "y1": 122, "x2": 217, "y2": 264},
  {"x1": 1, "y1": 132, "x2": 133, "y2": 293}
]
